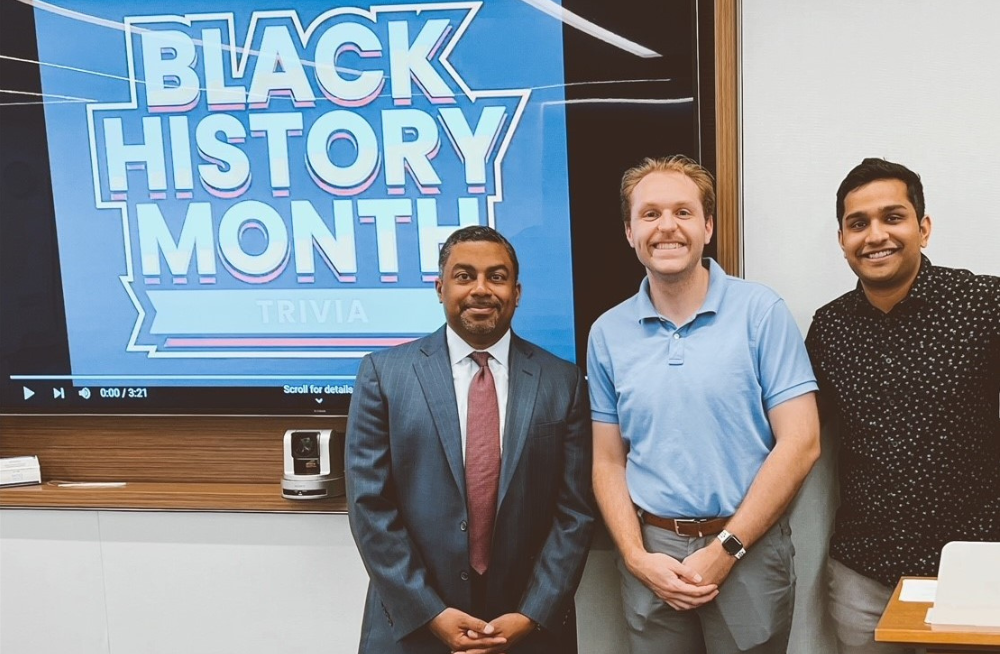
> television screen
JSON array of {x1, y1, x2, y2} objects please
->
[{"x1": 0, "y1": 0, "x2": 713, "y2": 415}]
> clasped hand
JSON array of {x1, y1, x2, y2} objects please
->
[
  {"x1": 429, "y1": 608, "x2": 535, "y2": 654},
  {"x1": 630, "y1": 545, "x2": 734, "y2": 611}
]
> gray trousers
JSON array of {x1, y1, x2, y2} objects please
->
[
  {"x1": 618, "y1": 518, "x2": 795, "y2": 654},
  {"x1": 827, "y1": 558, "x2": 915, "y2": 654}
]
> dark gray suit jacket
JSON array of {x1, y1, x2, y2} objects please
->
[{"x1": 347, "y1": 326, "x2": 594, "y2": 654}]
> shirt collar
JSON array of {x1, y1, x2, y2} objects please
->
[
  {"x1": 846, "y1": 254, "x2": 934, "y2": 315},
  {"x1": 446, "y1": 325, "x2": 511, "y2": 369},
  {"x1": 635, "y1": 258, "x2": 727, "y2": 323}
]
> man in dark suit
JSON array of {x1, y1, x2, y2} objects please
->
[{"x1": 347, "y1": 225, "x2": 595, "y2": 654}]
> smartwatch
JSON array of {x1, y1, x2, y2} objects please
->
[{"x1": 717, "y1": 529, "x2": 747, "y2": 560}]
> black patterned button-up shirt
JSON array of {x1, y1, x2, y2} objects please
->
[{"x1": 806, "y1": 256, "x2": 1000, "y2": 587}]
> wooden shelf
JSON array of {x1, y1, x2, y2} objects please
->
[{"x1": 0, "y1": 481, "x2": 346, "y2": 513}]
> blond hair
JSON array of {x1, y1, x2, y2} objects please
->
[{"x1": 619, "y1": 155, "x2": 716, "y2": 222}]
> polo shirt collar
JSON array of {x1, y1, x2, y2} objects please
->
[
  {"x1": 635, "y1": 277, "x2": 659, "y2": 321},
  {"x1": 699, "y1": 258, "x2": 727, "y2": 316},
  {"x1": 635, "y1": 258, "x2": 727, "y2": 323}
]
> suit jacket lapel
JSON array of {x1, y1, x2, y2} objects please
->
[
  {"x1": 498, "y1": 334, "x2": 540, "y2": 506},
  {"x1": 414, "y1": 327, "x2": 466, "y2": 499}
]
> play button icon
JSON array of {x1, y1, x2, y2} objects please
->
[{"x1": 23, "y1": 386, "x2": 35, "y2": 400}]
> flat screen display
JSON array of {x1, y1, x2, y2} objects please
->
[{"x1": 0, "y1": 0, "x2": 713, "y2": 414}]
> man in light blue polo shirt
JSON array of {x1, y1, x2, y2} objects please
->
[{"x1": 589, "y1": 155, "x2": 820, "y2": 654}]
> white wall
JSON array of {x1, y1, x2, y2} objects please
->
[
  {"x1": 0, "y1": 510, "x2": 367, "y2": 654},
  {"x1": 742, "y1": 0, "x2": 1000, "y2": 325},
  {"x1": 742, "y1": 2, "x2": 1000, "y2": 653},
  {"x1": 0, "y1": 508, "x2": 622, "y2": 654},
  {"x1": 0, "y1": 510, "x2": 110, "y2": 652}
]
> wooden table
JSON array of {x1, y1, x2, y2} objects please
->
[{"x1": 876, "y1": 577, "x2": 1000, "y2": 653}]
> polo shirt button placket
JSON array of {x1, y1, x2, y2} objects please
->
[{"x1": 668, "y1": 329, "x2": 685, "y2": 365}]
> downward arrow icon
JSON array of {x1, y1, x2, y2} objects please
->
[{"x1": 314, "y1": 397, "x2": 324, "y2": 403}]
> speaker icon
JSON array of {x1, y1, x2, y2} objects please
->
[{"x1": 78, "y1": 387, "x2": 92, "y2": 400}]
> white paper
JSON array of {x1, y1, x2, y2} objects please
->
[{"x1": 900, "y1": 579, "x2": 937, "y2": 603}]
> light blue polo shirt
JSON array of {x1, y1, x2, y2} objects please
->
[{"x1": 587, "y1": 259, "x2": 817, "y2": 518}]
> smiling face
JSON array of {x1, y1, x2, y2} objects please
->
[
  {"x1": 625, "y1": 171, "x2": 714, "y2": 283},
  {"x1": 839, "y1": 178, "x2": 931, "y2": 295},
  {"x1": 435, "y1": 240, "x2": 521, "y2": 349}
]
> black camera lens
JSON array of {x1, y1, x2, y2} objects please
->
[{"x1": 291, "y1": 432, "x2": 319, "y2": 457}]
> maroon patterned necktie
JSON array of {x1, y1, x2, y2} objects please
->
[{"x1": 466, "y1": 351, "x2": 501, "y2": 575}]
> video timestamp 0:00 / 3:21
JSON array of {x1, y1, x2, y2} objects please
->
[{"x1": 98, "y1": 387, "x2": 149, "y2": 399}]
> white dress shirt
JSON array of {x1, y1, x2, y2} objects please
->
[{"x1": 445, "y1": 326, "x2": 510, "y2": 458}]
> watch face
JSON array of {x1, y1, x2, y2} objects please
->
[{"x1": 722, "y1": 535, "x2": 744, "y2": 556}]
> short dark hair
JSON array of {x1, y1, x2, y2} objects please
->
[
  {"x1": 437, "y1": 225, "x2": 519, "y2": 280},
  {"x1": 836, "y1": 158, "x2": 925, "y2": 225}
]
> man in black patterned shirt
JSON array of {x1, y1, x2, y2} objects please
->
[{"x1": 806, "y1": 158, "x2": 1000, "y2": 654}]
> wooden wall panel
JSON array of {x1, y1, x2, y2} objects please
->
[
  {"x1": 0, "y1": 415, "x2": 347, "y2": 511},
  {"x1": 0, "y1": 415, "x2": 344, "y2": 483},
  {"x1": 715, "y1": 0, "x2": 741, "y2": 276}
]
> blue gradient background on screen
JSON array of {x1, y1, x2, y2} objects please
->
[{"x1": 34, "y1": 1, "x2": 573, "y2": 387}]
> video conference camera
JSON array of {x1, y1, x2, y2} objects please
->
[{"x1": 281, "y1": 429, "x2": 345, "y2": 500}]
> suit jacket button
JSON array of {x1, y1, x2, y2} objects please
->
[
  {"x1": 460, "y1": 571, "x2": 470, "y2": 581},
  {"x1": 460, "y1": 520, "x2": 468, "y2": 531}
]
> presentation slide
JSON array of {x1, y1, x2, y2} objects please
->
[{"x1": 33, "y1": 0, "x2": 574, "y2": 392}]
